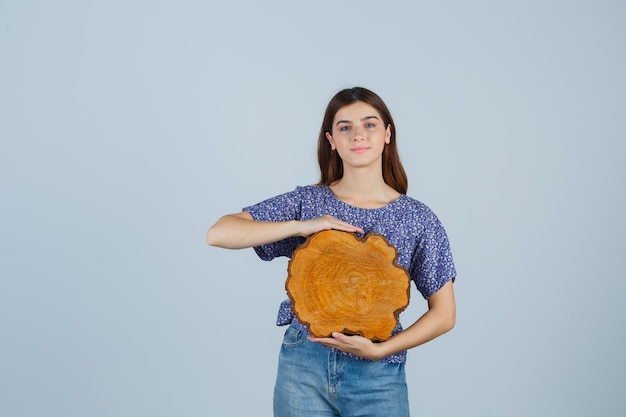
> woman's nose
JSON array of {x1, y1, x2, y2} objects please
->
[{"x1": 352, "y1": 126, "x2": 365, "y2": 140}]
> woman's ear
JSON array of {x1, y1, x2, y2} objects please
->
[
  {"x1": 385, "y1": 125, "x2": 392, "y2": 144},
  {"x1": 325, "y1": 132, "x2": 336, "y2": 150}
]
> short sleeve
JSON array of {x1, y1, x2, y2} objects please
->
[
  {"x1": 242, "y1": 187, "x2": 307, "y2": 261},
  {"x1": 410, "y1": 210, "x2": 457, "y2": 299}
]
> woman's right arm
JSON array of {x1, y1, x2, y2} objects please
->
[{"x1": 206, "y1": 211, "x2": 363, "y2": 249}]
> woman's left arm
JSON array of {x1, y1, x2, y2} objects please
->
[{"x1": 309, "y1": 280, "x2": 456, "y2": 360}]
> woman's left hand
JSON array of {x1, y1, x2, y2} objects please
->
[
  {"x1": 309, "y1": 281, "x2": 457, "y2": 361},
  {"x1": 308, "y1": 332, "x2": 385, "y2": 361}
]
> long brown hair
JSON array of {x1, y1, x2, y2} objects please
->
[{"x1": 317, "y1": 87, "x2": 408, "y2": 194}]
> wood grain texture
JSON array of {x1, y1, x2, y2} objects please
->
[{"x1": 286, "y1": 230, "x2": 410, "y2": 342}]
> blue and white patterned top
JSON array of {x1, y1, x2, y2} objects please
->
[{"x1": 243, "y1": 184, "x2": 456, "y2": 363}]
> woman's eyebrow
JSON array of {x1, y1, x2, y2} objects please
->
[{"x1": 335, "y1": 115, "x2": 379, "y2": 126}]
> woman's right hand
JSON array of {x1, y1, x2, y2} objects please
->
[{"x1": 298, "y1": 215, "x2": 364, "y2": 237}]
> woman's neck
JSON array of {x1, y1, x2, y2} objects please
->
[{"x1": 330, "y1": 169, "x2": 400, "y2": 209}]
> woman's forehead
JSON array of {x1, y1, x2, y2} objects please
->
[{"x1": 334, "y1": 102, "x2": 381, "y2": 122}]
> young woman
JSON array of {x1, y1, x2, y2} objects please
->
[{"x1": 207, "y1": 87, "x2": 457, "y2": 417}]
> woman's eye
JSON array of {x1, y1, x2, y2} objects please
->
[
  {"x1": 339, "y1": 126, "x2": 351, "y2": 132},
  {"x1": 365, "y1": 123, "x2": 376, "y2": 128}
]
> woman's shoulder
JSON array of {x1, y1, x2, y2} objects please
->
[
  {"x1": 266, "y1": 184, "x2": 328, "y2": 206},
  {"x1": 295, "y1": 184, "x2": 326, "y2": 191},
  {"x1": 262, "y1": 184, "x2": 324, "y2": 199},
  {"x1": 293, "y1": 184, "x2": 328, "y2": 197},
  {"x1": 395, "y1": 194, "x2": 441, "y2": 223},
  {"x1": 396, "y1": 194, "x2": 429, "y2": 212}
]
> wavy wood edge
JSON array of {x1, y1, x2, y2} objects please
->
[{"x1": 285, "y1": 230, "x2": 411, "y2": 342}]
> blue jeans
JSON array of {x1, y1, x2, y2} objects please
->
[{"x1": 273, "y1": 324, "x2": 410, "y2": 417}]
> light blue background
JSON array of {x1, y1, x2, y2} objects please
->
[{"x1": 2, "y1": 1, "x2": 625, "y2": 416}]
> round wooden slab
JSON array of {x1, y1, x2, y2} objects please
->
[{"x1": 286, "y1": 230, "x2": 410, "y2": 342}]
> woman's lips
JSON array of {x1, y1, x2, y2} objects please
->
[{"x1": 351, "y1": 147, "x2": 369, "y2": 154}]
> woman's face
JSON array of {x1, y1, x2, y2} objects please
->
[{"x1": 326, "y1": 101, "x2": 391, "y2": 170}]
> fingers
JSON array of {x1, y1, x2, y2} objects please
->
[
  {"x1": 326, "y1": 218, "x2": 364, "y2": 234},
  {"x1": 308, "y1": 335, "x2": 344, "y2": 351},
  {"x1": 308, "y1": 332, "x2": 344, "y2": 346},
  {"x1": 308, "y1": 332, "x2": 367, "y2": 351},
  {"x1": 308, "y1": 336, "x2": 335, "y2": 346},
  {"x1": 313, "y1": 334, "x2": 381, "y2": 360},
  {"x1": 330, "y1": 332, "x2": 351, "y2": 342},
  {"x1": 300, "y1": 216, "x2": 364, "y2": 237}
]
